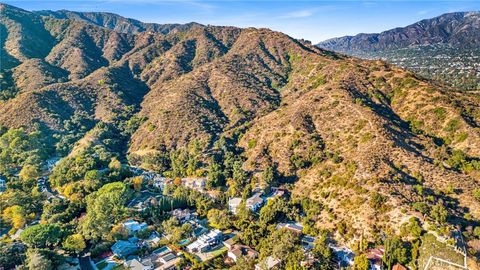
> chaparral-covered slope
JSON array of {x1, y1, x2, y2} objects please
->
[{"x1": 1, "y1": 3, "x2": 479, "y2": 243}]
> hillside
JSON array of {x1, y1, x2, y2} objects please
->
[
  {"x1": 1, "y1": 3, "x2": 480, "y2": 268},
  {"x1": 317, "y1": 12, "x2": 480, "y2": 91}
]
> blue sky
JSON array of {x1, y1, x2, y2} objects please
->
[{"x1": 4, "y1": 0, "x2": 480, "y2": 43}]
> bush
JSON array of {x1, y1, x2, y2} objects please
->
[{"x1": 473, "y1": 189, "x2": 480, "y2": 202}]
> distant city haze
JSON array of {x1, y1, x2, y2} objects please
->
[{"x1": 4, "y1": 0, "x2": 480, "y2": 43}]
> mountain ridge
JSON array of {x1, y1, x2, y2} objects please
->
[
  {"x1": 1, "y1": 3, "x2": 480, "y2": 257},
  {"x1": 317, "y1": 11, "x2": 480, "y2": 90},
  {"x1": 35, "y1": 9, "x2": 203, "y2": 35},
  {"x1": 318, "y1": 11, "x2": 480, "y2": 51}
]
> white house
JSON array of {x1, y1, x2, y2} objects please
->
[
  {"x1": 246, "y1": 192, "x2": 264, "y2": 212},
  {"x1": 186, "y1": 229, "x2": 223, "y2": 253},
  {"x1": 228, "y1": 197, "x2": 242, "y2": 214},
  {"x1": 276, "y1": 222, "x2": 303, "y2": 234},
  {"x1": 123, "y1": 220, "x2": 148, "y2": 235},
  {"x1": 125, "y1": 258, "x2": 154, "y2": 270}
]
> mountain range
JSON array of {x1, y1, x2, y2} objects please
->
[
  {"x1": 1, "y1": 2, "x2": 480, "y2": 250},
  {"x1": 318, "y1": 12, "x2": 480, "y2": 91}
]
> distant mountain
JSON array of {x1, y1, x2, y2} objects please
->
[
  {"x1": 35, "y1": 9, "x2": 202, "y2": 34},
  {"x1": 318, "y1": 12, "x2": 480, "y2": 90},
  {"x1": 1, "y1": 3, "x2": 480, "y2": 242}
]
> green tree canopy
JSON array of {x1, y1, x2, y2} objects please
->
[
  {"x1": 81, "y1": 182, "x2": 130, "y2": 241},
  {"x1": 20, "y1": 224, "x2": 62, "y2": 248},
  {"x1": 63, "y1": 234, "x2": 86, "y2": 254}
]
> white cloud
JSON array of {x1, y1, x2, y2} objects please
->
[{"x1": 278, "y1": 9, "x2": 314, "y2": 19}]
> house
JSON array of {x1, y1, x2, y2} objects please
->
[
  {"x1": 186, "y1": 229, "x2": 223, "y2": 253},
  {"x1": 227, "y1": 244, "x2": 258, "y2": 262},
  {"x1": 329, "y1": 244, "x2": 354, "y2": 267},
  {"x1": 276, "y1": 222, "x2": 304, "y2": 234},
  {"x1": 186, "y1": 218, "x2": 209, "y2": 237},
  {"x1": 145, "y1": 231, "x2": 162, "y2": 248},
  {"x1": 181, "y1": 178, "x2": 206, "y2": 191},
  {"x1": 228, "y1": 197, "x2": 242, "y2": 214},
  {"x1": 123, "y1": 220, "x2": 148, "y2": 235},
  {"x1": 127, "y1": 191, "x2": 162, "y2": 212},
  {"x1": 229, "y1": 192, "x2": 265, "y2": 214},
  {"x1": 157, "y1": 253, "x2": 182, "y2": 270},
  {"x1": 301, "y1": 236, "x2": 315, "y2": 251},
  {"x1": 147, "y1": 248, "x2": 182, "y2": 270},
  {"x1": 365, "y1": 247, "x2": 385, "y2": 270},
  {"x1": 153, "y1": 177, "x2": 167, "y2": 190},
  {"x1": 111, "y1": 240, "x2": 139, "y2": 258},
  {"x1": 255, "y1": 256, "x2": 281, "y2": 270},
  {"x1": 266, "y1": 188, "x2": 287, "y2": 201},
  {"x1": 222, "y1": 237, "x2": 237, "y2": 250},
  {"x1": 246, "y1": 192, "x2": 264, "y2": 212},
  {"x1": 0, "y1": 177, "x2": 6, "y2": 193},
  {"x1": 392, "y1": 263, "x2": 407, "y2": 270},
  {"x1": 125, "y1": 258, "x2": 154, "y2": 270},
  {"x1": 170, "y1": 208, "x2": 196, "y2": 223}
]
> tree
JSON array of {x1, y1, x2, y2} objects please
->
[
  {"x1": 20, "y1": 224, "x2": 62, "y2": 248},
  {"x1": 19, "y1": 164, "x2": 40, "y2": 181},
  {"x1": 354, "y1": 254, "x2": 369, "y2": 270},
  {"x1": 26, "y1": 249, "x2": 53, "y2": 270},
  {"x1": 84, "y1": 169, "x2": 102, "y2": 192},
  {"x1": 383, "y1": 237, "x2": 409, "y2": 269},
  {"x1": 261, "y1": 165, "x2": 276, "y2": 188},
  {"x1": 2, "y1": 205, "x2": 26, "y2": 231},
  {"x1": 0, "y1": 242, "x2": 26, "y2": 269},
  {"x1": 136, "y1": 228, "x2": 151, "y2": 239},
  {"x1": 230, "y1": 256, "x2": 255, "y2": 270},
  {"x1": 370, "y1": 192, "x2": 386, "y2": 210},
  {"x1": 63, "y1": 234, "x2": 86, "y2": 254},
  {"x1": 173, "y1": 177, "x2": 182, "y2": 186},
  {"x1": 472, "y1": 188, "x2": 480, "y2": 202},
  {"x1": 81, "y1": 182, "x2": 130, "y2": 241},
  {"x1": 108, "y1": 157, "x2": 122, "y2": 171},
  {"x1": 259, "y1": 198, "x2": 288, "y2": 226},
  {"x1": 132, "y1": 176, "x2": 143, "y2": 191},
  {"x1": 400, "y1": 217, "x2": 423, "y2": 239},
  {"x1": 207, "y1": 159, "x2": 224, "y2": 189},
  {"x1": 110, "y1": 224, "x2": 129, "y2": 240},
  {"x1": 312, "y1": 232, "x2": 334, "y2": 269},
  {"x1": 261, "y1": 229, "x2": 299, "y2": 260},
  {"x1": 162, "y1": 217, "x2": 192, "y2": 243},
  {"x1": 194, "y1": 196, "x2": 214, "y2": 216},
  {"x1": 430, "y1": 203, "x2": 448, "y2": 224},
  {"x1": 412, "y1": 202, "x2": 429, "y2": 215},
  {"x1": 207, "y1": 209, "x2": 231, "y2": 229}
]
